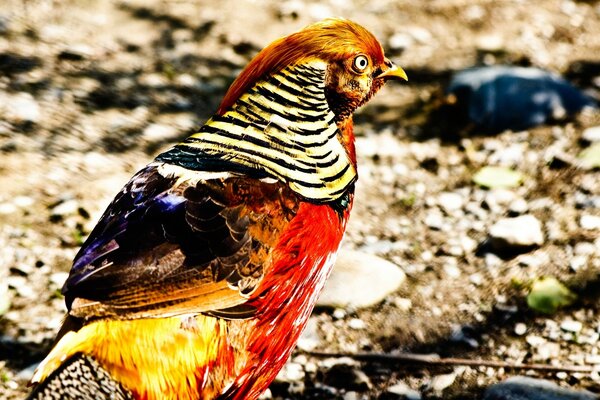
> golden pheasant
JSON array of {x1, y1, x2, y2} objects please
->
[{"x1": 29, "y1": 18, "x2": 406, "y2": 400}]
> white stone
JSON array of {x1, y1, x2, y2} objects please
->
[
  {"x1": 317, "y1": 250, "x2": 405, "y2": 309},
  {"x1": 583, "y1": 126, "x2": 600, "y2": 142},
  {"x1": 143, "y1": 123, "x2": 179, "y2": 141},
  {"x1": 489, "y1": 214, "x2": 544, "y2": 248},
  {"x1": 580, "y1": 215, "x2": 600, "y2": 230},
  {"x1": 561, "y1": 320, "x2": 583, "y2": 333},
  {"x1": 6, "y1": 92, "x2": 41, "y2": 123},
  {"x1": 438, "y1": 192, "x2": 464, "y2": 212},
  {"x1": 514, "y1": 323, "x2": 527, "y2": 336},
  {"x1": 348, "y1": 318, "x2": 366, "y2": 330}
]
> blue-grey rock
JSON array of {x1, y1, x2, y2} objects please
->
[
  {"x1": 483, "y1": 376, "x2": 598, "y2": 400},
  {"x1": 447, "y1": 66, "x2": 597, "y2": 134}
]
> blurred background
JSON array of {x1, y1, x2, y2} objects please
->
[{"x1": 0, "y1": 0, "x2": 599, "y2": 399}]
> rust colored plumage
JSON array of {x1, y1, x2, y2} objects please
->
[{"x1": 29, "y1": 18, "x2": 406, "y2": 400}]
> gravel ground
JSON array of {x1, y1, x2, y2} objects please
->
[{"x1": 0, "y1": 1, "x2": 599, "y2": 399}]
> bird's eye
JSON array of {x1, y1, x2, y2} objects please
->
[{"x1": 352, "y1": 55, "x2": 369, "y2": 73}]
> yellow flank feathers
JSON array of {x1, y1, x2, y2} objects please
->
[{"x1": 32, "y1": 315, "x2": 235, "y2": 400}]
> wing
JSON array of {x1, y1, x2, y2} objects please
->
[{"x1": 63, "y1": 163, "x2": 299, "y2": 321}]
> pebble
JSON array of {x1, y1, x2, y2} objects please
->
[
  {"x1": 317, "y1": 250, "x2": 405, "y2": 309},
  {"x1": 561, "y1": 320, "x2": 583, "y2": 333},
  {"x1": 438, "y1": 192, "x2": 464, "y2": 213},
  {"x1": 574, "y1": 242, "x2": 597, "y2": 256},
  {"x1": 394, "y1": 297, "x2": 412, "y2": 311},
  {"x1": 430, "y1": 371, "x2": 457, "y2": 392},
  {"x1": 385, "y1": 382, "x2": 422, "y2": 400},
  {"x1": 296, "y1": 317, "x2": 321, "y2": 352},
  {"x1": 508, "y1": 198, "x2": 528, "y2": 215},
  {"x1": 388, "y1": 32, "x2": 413, "y2": 51},
  {"x1": 582, "y1": 126, "x2": 600, "y2": 142},
  {"x1": 50, "y1": 199, "x2": 79, "y2": 217},
  {"x1": 5, "y1": 92, "x2": 41, "y2": 123},
  {"x1": 580, "y1": 214, "x2": 600, "y2": 230},
  {"x1": 514, "y1": 323, "x2": 527, "y2": 336},
  {"x1": 483, "y1": 376, "x2": 597, "y2": 400},
  {"x1": 49, "y1": 272, "x2": 69, "y2": 287},
  {"x1": 276, "y1": 361, "x2": 304, "y2": 382},
  {"x1": 348, "y1": 318, "x2": 366, "y2": 330},
  {"x1": 142, "y1": 123, "x2": 179, "y2": 142},
  {"x1": 424, "y1": 211, "x2": 444, "y2": 230},
  {"x1": 489, "y1": 214, "x2": 544, "y2": 250}
]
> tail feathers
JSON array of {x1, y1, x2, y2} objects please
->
[{"x1": 28, "y1": 353, "x2": 133, "y2": 400}]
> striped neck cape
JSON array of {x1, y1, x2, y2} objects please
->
[{"x1": 155, "y1": 61, "x2": 357, "y2": 203}]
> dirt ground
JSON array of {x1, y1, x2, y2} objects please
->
[{"x1": 0, "y1": 0, "x2": 599, "y2": 399}]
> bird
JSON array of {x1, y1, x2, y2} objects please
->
[{"x1": 28, "y1": 18, "x2": 407, "y2": 400}]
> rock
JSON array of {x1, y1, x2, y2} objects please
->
[
  {"x1": 438, "y1": 192, "x2": 464, "y2": 213},
  {"x1": 348, "y1": 318, "x2": 366, "y2": 330},
  {"x1": 276, "y1": 361, "x2": 304, "y2": 382},
  {"x1": 142, "y1": 123, "x2": 179, "y2": 142},
  {"x1": 582, "y1": 126, "x2": 600, "y2": 143},
  {"x1": 5, "y1": 92, "x2": 41, "y2": 123},
  {"x1": 514, "y1": 323, "x2": 527, "y2": 336},
  {"x1": 384, "y1": 381, "x2": 422, "y2": 400},
  {"x1": 445, "y1": 66, "x2": 597, "y2": 134},
  {"x1": 50, "y1": 199, "x2": 79, "y2": 218},
  {"x1": 508, "y1": 198, "x2": 529, "y2": 215},
  {"x1": 489, "y1": 215, "x2": 544, "y2": 250},
  {"x1": 317, "y1": 250, "x2": 405, "y2": 309},
  {"x1": 483, "y1": 376, "x2": 597, "y2": 400},
  {"x1": 424, "y1": 211, "x2": 444, "y2": 230},
  {"x1": 580, "y1": 214, "x2": 600, "y2": 230},
  {"x1": 430, "y1": 371, "x2": 457, "y2": 392},
  {"x1": 296, "y1": 317, "x2": 321, "y2": 352},
  {"x1": 388, "y1": 32, "x2": 413, "y2": 51},
  {"x1": 561, "y1": 320, "x2": 583, "y2": 333},
  {"x1": 49, "y1": 272, "x2": 69, "y2": 287}
]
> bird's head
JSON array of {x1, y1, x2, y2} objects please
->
[{"x1": 218, "y1": 18, "x2": 407, "y2": 121}]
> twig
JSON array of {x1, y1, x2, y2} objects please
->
[{"x1": 304, "y1": 351, "x2": 596, "y2": 373}]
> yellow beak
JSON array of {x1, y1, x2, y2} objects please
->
[{"x1": 377, "y1": 59, "x2": 408, "y2": 81}]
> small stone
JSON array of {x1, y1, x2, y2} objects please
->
[
  {"x1": 297, "y1": 318, "x2": 320, "y2": 351},
  {"x1": 386, "y1": 381, "x2": 422, "y2": 400},
  {"x1": 348, "y1": 318, "x2": 366, "y2": 330},
  {"x1": 570, "y1": 255, "x2": 587, "y2": 272},
  {"x1": 430, "y1": 372, "x2": 457, "y2": 392},
  {"x1": 276, "y1": 361, "x2": 304, "y2": 382},
  {"x1": 318, "y1": 250, "x2": 405, "y2": 309},
  {"x1": 14, "y1": 196, "x2": 34, "y2": 208},
  {"x1": 561, "y1": 320, "x2": 583, "y2": 333},
  {"x1": 489, "y1": 214, "x2": 544, "y2": 250},
  {"x1": 574, "y1": 242, "x2": 596, "y2": 256},
  {"x1": 443, "y1": 263, "x2": 461, "y2": 279},
  {"x1": 49, "y1": 272, "x2": 69, "y2": 287},
  {"x1": 582, "y1": 126, "x2": 600, "y2": 142},
  {"x1": 142, "y1": 123, "x2": 179, "y2": 142},
  {"x1": 50, "y1": 199, "x2": 79, "y2": 217},
  {"x1": 483, "y1": 376, "x2": 597, "y2": 400},
  {"x1": 438, "y1": 192, "x2": 464, "y2": 213},
  {"x1": 394, "y1": 297, "x2": 412, "y2": 311},
  {"x1": 580, "y1": 214, "x2": 600, "y2": 230},
  {"x1": 514, "y1": 323, "x2": 527, "y2": 336},
  {"x1": 388, "y1": 32, "x2": 413, "y2": 51},
  {"x1": 508, "y1": 198, "x2": 528, "y2": 215},
  {"x1": 424, "y1": 211, "x2": 444, "y2": 230},
  {"x1": 6, "y1": 92, "x2": 41, "y2": 123}
]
